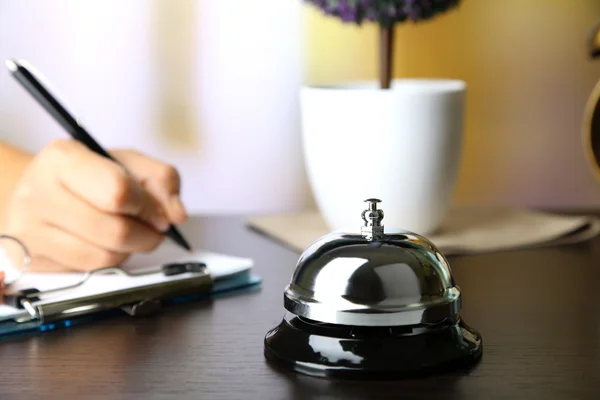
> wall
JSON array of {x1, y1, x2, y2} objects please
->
[
  {"x1": 0, "y1": 0, "x2": 310, "y2": 215},
  {"x1": 3, "y1": 1, "x2": 600, "y2": 214}
]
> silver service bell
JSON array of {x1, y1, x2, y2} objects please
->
[{"x1": 264, "y1": 198, "x2": 482, "y2": 380}]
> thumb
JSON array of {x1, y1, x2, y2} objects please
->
[
  {"x1": 56, "y1": 150, "x2": 170, "y2": 233},
  {"x1": 110, "y1": 150, "x2": 188, "y2": 225},
  {"x1": 123, "y1": 175, "x2": 171, "y2": 232}
]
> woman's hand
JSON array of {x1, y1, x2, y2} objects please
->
[{"x1": 2, "y1": 139, "x2": 188, "y2": 272}]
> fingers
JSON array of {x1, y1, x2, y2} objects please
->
[
  {"x1": 42, "y1": 140, "x2": 169, "y2": 231},
  {"x1": 111, "y1": 150, "x2": 188, "y2": 225},
  {"x1": 2, "y1": 139, "x2": 187, "y2": 275},
  {"x1": 30, "y1": 183, "x2": 165, "y2": 253},
  {"x1": 27, "y1": 256, "x2": 83, "y2": 273},
  {"x1": 0, "y1": 271, "x2": 4, "y2": 298},
  {"x1": 24, "y1": 223, "x2": 131, "y2": 272}
]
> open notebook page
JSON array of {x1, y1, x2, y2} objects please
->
[{"x1": 0, "y1": 241, "x2": 254, "y2": 318}]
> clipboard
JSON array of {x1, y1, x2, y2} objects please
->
[{"x1": 0, "y1": 247, "x2": 262, "y2": 339}]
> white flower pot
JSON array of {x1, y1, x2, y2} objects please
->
[{"x1": 300, "y1": 79, "x2": 466, "y2": 235}]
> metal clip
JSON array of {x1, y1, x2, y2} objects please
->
[
  {"x1": 2, "y1": 262, "x2": 212, "y2": 324},
  {"x1": 121, "y1": 299, "x2": 162, "y2": 317}
]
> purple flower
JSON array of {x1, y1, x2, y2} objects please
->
[{"x1": 303, "y1": 0, "x2": 460, "y2": 26}]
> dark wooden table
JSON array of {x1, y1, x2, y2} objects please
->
[{"x1": 2, "y1": 215, "x2": 600, "y2": 399}]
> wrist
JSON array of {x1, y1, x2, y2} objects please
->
[{"x1": 0, "y1": 142, "x2": 34, "y2": 231}]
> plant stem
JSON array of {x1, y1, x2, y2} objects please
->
[{"x1": 379, "y1": 25, "x2": 394, "y2": 90}]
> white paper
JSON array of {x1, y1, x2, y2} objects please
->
[{"x1": 0, "y1": 241, "x2": 254, "y2": 318}]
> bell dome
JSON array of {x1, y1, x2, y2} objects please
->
[{"x1": 284, "y1": 202, "x2": 461, "y2": 326}]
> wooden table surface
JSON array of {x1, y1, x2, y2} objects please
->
[{"x1": 2, "y1": 215, "x2": 600, "y2": 399}]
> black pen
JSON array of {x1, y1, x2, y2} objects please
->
[{"x1": 4, "y1": 59, "x2": 192, "y2": 252}]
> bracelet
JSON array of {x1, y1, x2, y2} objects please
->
[{"x1": 0, "y1": 235, "x2": 31, "y2": 286}]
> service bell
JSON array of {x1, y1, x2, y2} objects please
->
[{"x1": 264, "y1": 198, "x2": 482, "y2": 379}]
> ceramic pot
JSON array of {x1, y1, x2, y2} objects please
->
[{"x1": 300, "y1": 79, "x2": 466, "y2": 235}]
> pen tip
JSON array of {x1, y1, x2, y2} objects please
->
[
  {"x1": 165, "y1": 225, "x2": 193, "y2": 253},
  {"x1": 5, "y1": 59, "x2": 17, "y2": 72}
]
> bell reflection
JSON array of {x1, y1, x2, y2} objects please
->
[
  {"x1": 310, "y1": 257, "x2": 367, "y2": 306},
  {"x1": 308, "y1": 335, "x2": 365, "y2": 365}
]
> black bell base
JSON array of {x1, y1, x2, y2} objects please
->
[{"x1": 264, "y1": 313, "x2": 482, "y2": 380}]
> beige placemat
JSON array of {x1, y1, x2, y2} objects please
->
[{"x1": 246, "y1": 206, "x2": 600, "y2": 255}]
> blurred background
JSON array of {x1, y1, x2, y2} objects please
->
[{"x1": 2, "y1": 0, "x2": 600, "y2": 214}]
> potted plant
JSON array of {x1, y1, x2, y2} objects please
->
[
  {"x1": 300, "y1": 0, "x2": 466, "y2": 235},
  {"x1": 304, "y1": 0, "x2": 461, "y2": 89}
]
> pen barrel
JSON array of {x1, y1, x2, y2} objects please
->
[{"x1": 34, "y1": 273, "x2": 213, "y2": 324}]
